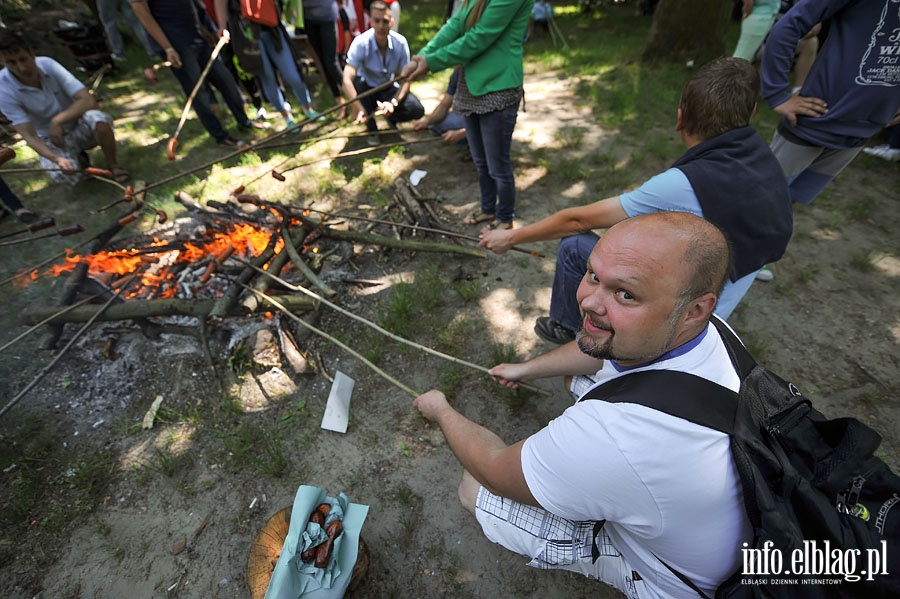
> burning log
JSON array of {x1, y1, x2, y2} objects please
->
[
  {"x1": 22, "y1": 295, "x2": 316, "y2": 325},
  {"x1": 240, "y1": 235, "x2": 297, "y2": 312},
  {"x1": 207, "y1": 229, "x2": 283, "y2": 321}
]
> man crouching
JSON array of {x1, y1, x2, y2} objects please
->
[
  {"x1": 414, "y1": 211, "x2": 752, "y2": 598},
  {"x1": 0, "y1": 29, "x2": 130, "y2": 185}
]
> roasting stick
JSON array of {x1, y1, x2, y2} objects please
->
[
  {"x1": 242, "y1": 285, "x2": 421, "y2": 398},
  {"x1": 0, "y1": 294, "x2": 99, "y2": 354},
  {"x1": 298, "y1": 206, "x2": 545, "y2": 258},
  {"x1": 166, "y1": 32, "x2": 231, "y2": 161},
  {"x1": 0, "y1": 274, "x2": 137, "y2": 417},
  {"x1": 237, "y1": 260, "x2": 554, "y2": 398}
]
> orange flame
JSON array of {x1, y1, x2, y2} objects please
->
[{"x1": 35, "y1": 223, "x2": 284, "y2": 299}]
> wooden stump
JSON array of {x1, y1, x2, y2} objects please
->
[{"x1": 247, "y1": 506, "x2": 369, "y2": 599}]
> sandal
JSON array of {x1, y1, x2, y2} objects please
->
[
  {"x1": 109, "y1": 165, "x2": 131, "y2": 184},
  {"x1": 489, "y1": 220, "x2": 514, "y2": 230},
  {"x1": 463, "y1": 212, "x2": 495, "y2": 226}
]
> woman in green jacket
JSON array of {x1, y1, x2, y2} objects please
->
[{"x1": 403, "y1": 0, "x2": 533, "y2": 229}]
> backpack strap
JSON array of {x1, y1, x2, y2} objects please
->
[
  {"x1": 578, "y1": 369, "x2": 739, "y2": 434},
  {"x1": 708, "y1": 315, "x2": 757, "y2": 378}
]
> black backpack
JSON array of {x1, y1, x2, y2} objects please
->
[{"x1": 581, "y1": 317, "x2": 900, "y2": 598}]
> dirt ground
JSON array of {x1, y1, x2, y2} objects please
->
[{"x1": 1, "y1": 9, "x2": 899, "y2": 599}]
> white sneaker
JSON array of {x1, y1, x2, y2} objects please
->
[
  {"x1": 862, "y1": 144, "x2": 900, "y2": 162},
  {"x1": 756, "y1": 266, "x2": 774, "y2": 282},
  {"x1": 366, "y1": 133, "x2": 380, "y2": 147}
]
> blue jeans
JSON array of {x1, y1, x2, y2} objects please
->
[
  {"x1": 464, "y1": 103, "x2": 518, "y2": 224},
  {"x1": 258, "y1": 28, "x2": 311, "y2": 112},
  {"x1": 429, "y1": 112, "x2": 468, "y2": 147},
  {"x1": 550, "y1": 233, "x2": 599, "y2": 333},
  {"x1": 168, "y1": 37, "x2": 250, "y2": 142},
  {"x1": 97, "y1": 0, "x2": 154, "y2": 56}
]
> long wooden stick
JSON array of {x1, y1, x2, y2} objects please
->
[
  {"x1": 0, "y1": 274, "x2": 136, "y2": 418},
  {"x1": 0, "y1": 294, "x2": 98, "y2": 354},
  {"x1": 237, "y1": 260, "x2": 554, "y2": 398},
  {"x1": 171, "y1": 32, "x2": 231, "y2": 145},
  {"x1": 242, "y1": 285, "x2": 420, "y2": 398},
  {"x1": 301, "y1": 207, "x2": 545, "y2": 258}
]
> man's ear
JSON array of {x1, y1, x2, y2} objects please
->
[
  {"x1": 675, "y1": 107, "x2": 684, "y2": 132},
  {"x1": 681, "y1": 292, "x2": 717, "y2": 327}
]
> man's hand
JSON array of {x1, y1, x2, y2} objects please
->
[
  {"x1": 48, "y1": 120, "x2": 65, "y2": 148},
  {"x1": 488, "y1": 364, "x2": 532, "y2": 389},
  {"x1": 741, "y1": 0, "x2": 754, "y2": 19},
  {"x1": 353, "y1": 105, "x2": 368, "y2": 124},
  {"x1": 412, "y1": 116, "x2": 429, "y2": 131},
  {"x1": 400, "y1": 55, "x2": 429, "y2": 82},
  {"x1": 442, "y1": 129, "x2": 466, "y2": 145},
  {"x1": 375, "y1": 99, "x2": 396, "y2": 116},
  {"x1": 479, "y1": 227, "x2": 516, "y2": 254},
  {"x1": 413, "y1": 389, "x2": 452, "y2": 422},
  {"x1": 164, "y1": 47, "x2": 182, "y2": 69},
  {"x1": 54, "y1": 155, "x2": 77, "y2": 172},
  {"x1": 773, "y1": 94, "x2": 828, "y2": 127}
]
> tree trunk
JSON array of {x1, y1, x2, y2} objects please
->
[{"x1": 641, "y1": 0, "x2": 732, "y2": 64}]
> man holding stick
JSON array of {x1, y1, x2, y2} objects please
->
[
  {"x1": 341, "y1": 0, "x2": 423, "y2": 146},
  {"x1": 0, "y1": 30, "x2": 130, "y2": 186},
  {"x1": 479, "y1": 57, "x2": 793, "y2": 343},
  {"x1": 414, "y1": 212, "x2": 751, "y2": 599},
  {"x1": 129, "y1": 0, "x2": 264, "y2": 147}
]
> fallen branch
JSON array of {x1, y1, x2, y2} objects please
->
[{"x1": 21, "y1": 295, "x2": 316, "y2": 325}]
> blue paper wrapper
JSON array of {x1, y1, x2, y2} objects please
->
[{"x1": 265, "y1": 485, "x2": 369, "y2": 599}]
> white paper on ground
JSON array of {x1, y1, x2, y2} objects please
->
[
  {"x1": 321, "y1": 371, "x2": 355, "y2": 433},
  {"x1": 409, "y1": 169, "x2": 427, "y2": 186}
]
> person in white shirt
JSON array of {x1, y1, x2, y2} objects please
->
[
  {"x1": 0, "y1": 30, "x2": 129, "y2": 185},
  {"x1": 414, "y1": 211, "x2": 753, "y2": 599}
]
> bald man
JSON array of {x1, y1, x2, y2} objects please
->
[{"x1": 414, "y1": 212, "x2": 752, "y2": 598}]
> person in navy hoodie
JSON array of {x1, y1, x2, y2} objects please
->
[{"x1": 761, "y1": 0, "x2": 900, "y2": 206}]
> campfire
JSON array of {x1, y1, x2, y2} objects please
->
[
  {"x1": 14, "y1": 180, "x2": 485, "y2": 341},
  {"x1": 40, "y1": 221, "x2": 290, "y2": 301}
]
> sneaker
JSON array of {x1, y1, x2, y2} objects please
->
[
  {"x1": 285, "y1": 118, "x2": 298, "y2": 131},
  {"x1": 111, "y1": 53, "x2": 127, "y2": 63},
  {"x1": 534, "y1": 316, "x2": 576, "y2": 344},
  {"x1": 756, "y1": 266, "x2": 774, "y2": 282},
  {"x1": 862, "y1": 144, "x2": 900, "y2": 162},
  {"x1": 366, "y1": 133, "x2": 380, "y2": 147},
  {"x1": 305, "y1": 108, "x2": 322, "y2": 122},
  {"x1": 255, "y1": 107, "x2": 268, "y2": 122}
]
